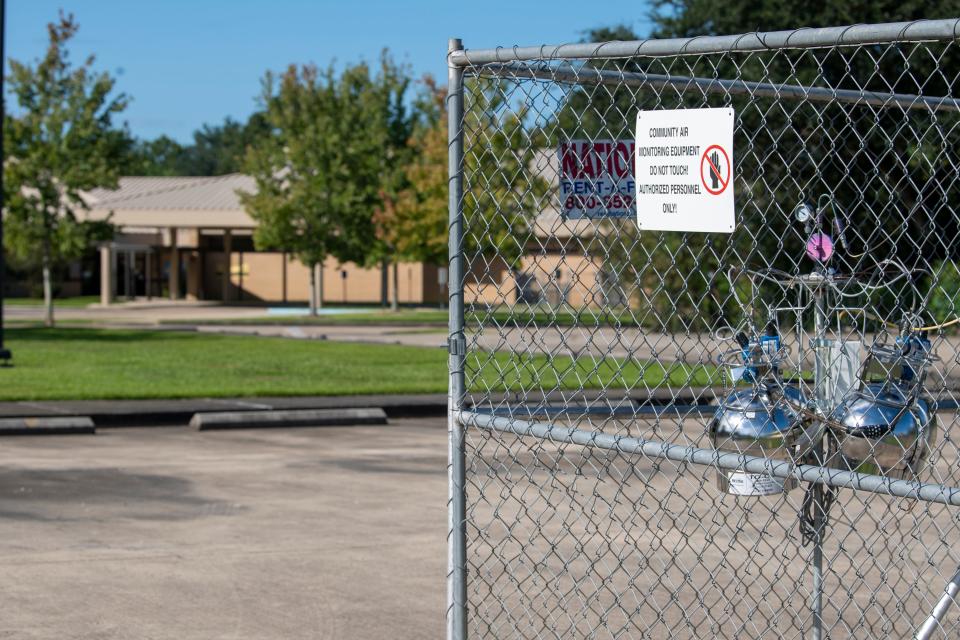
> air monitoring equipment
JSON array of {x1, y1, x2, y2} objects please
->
[
  {"x1": 831, "y1": 329, "x2": 937, "y2": 478},
  {"x1": 713, "y1": 195, "x2": 939, "y2": 502},
  {"x1": 710, "y1": 325, "x2": 805, "y2": 496}
]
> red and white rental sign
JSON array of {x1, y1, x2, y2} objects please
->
[
  {"x1": 634, "y1": 107, "x2": 735, "y2": 233},
  {"x1": 558, "y1": 140, "x2": 636, "y2": 219}
]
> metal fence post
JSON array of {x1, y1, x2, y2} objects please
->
[
  {"x1": 0, "y1": 0, "x2": 10, "y2": 365},
  {"x1": 446, "y1": 36, "x2": 467, "y2": 640}
]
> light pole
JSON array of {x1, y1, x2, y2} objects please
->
[{"x1": 0, "y1": 0, "x2": 11, "y2": 365}]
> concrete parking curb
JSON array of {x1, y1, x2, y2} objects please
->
[
  {"x1": 0, "y1": 394, "x2": 449, "y2": 427},
  {"x1": 0, "y1": 389, "x2": 696, "y2": 427},
  {"x1": 5, "y1": 386, "x2": 950, "y2": 429},
  {"x1": 0, "y1": 416, "x2": 96, "y2": 436},
  {"x1": 190, "y1": 407, "x2": 388, "y2": 431}
]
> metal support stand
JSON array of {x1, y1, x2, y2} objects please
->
[
  {"x1": 809, "y1": 277, "x2": 830, "y2": 640},
  {"x1": 811, "y1": 481, "x2": 826, "y2": 640},
  {"x1": 916, "y1": 568, "x2": 960, "y2": 640}
]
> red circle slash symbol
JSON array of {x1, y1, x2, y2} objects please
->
[{"x1": 700, "y1": 145, "x2": 731, "y2": 195}]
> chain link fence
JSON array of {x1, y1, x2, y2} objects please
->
[{"x1": 447, "y1": 20, "x2": 960, "y2": 639}]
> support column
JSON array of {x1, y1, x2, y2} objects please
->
[
  {"x1": 281, "y1": 251, "x2": 288, "y2": 303},
  {"x1": 222, "y1": 229, "x2": 232, "y2": 302},
  {"x1": 238, "y1": 252, "x2": 244, "y2": 300},
  {"x1": 381, "y1": 259, "x2": 388, "y2": 308},
  {"x1": 125, "y1": 250, "x2": 134, "y2": 300},
  {"x1": 145, "y1": 251, "x2": 153, "y2": 300},
  {"x1": 186, "y1": 251, "x2": 200, "y2": 301},
  {"x1": 99, "y1": 245, "x2": 113, "y2": 306},
  {"x1": 169, "y1": 228, "x2": 179, "y2": 300},
  {"x1": 111, "y1": 249, "x2": 118, "y2": 302}
]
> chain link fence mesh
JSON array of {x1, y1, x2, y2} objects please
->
[{"x1": 448, "y1": 20, "x2": 960, "y2": 639}]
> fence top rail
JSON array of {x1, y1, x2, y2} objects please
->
[{"x1": 449, "y1": 18, "x2": 960, "y2": 67}]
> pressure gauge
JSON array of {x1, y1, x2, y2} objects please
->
[{"x1": 794, "y1": 203, "x2": 814, "y2": 224}]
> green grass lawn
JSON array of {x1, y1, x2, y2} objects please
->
[
  {"x1": 0, "y1": 327, "x2": 715, "y2": 401},
  {"x1": 4, "y1": 295, "x2": 99, "y2": 308}
]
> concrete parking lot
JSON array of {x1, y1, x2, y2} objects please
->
[
  {"x1": 4, "y1": 410, "x2": 958, "y2": 638},
  {"x1": 0, "y1": 419, "x2": 446, "y2": 640}
]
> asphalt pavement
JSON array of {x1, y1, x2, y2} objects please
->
[{"x1": 0, "y1": 418, "x2": 446, "y2": 639}]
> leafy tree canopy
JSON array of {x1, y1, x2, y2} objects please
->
[
  {"x1": 552, "y1": 1, "x2": 960, "y2": 332},
  {"x1": 3, "y1": 12, "x2": 126, "y2": 326},
  {"x1": 123, "y1": 114, "x2": 269, "y2": 176},
  {"x1": 239, "y1": 53, "x2": 412, "y2": 312},
  {"x1": 375, "y1": 75, "x2": 448, "y2": 267},
  {"x1": 648, "y1": 0, "x2": 955, "y2": 37}
]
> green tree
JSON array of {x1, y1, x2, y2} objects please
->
[
  {"x1": 360, "y1": 54, "x2": 415, "y2": 311},
  {"x1": 551, "y1": 5, "x2": 960, "y2": 331},
  {"x1": 650, "y1": 1, "x2": 960, "y2": 317},
  {"x1": 3, "y1": 13, "x2": 125, "y2": 326},
  {"x1": 125, "y1": 114, "x2": 269, "y2": 176},
  {"x1": 649, "y1": 0, "x2": 957, "y2": 37},
  {"x1": 385, "y1": 76, "x2": 448, "y2": 266},
  {"x1": 240, "y1": 61, "x2": 394, "y2": 314},
  {"x1": 374, "y1": 74, "x2": 444, "y2": 310},
  {"x1": 122, "y1": 134, "x2": 186, "y2": 176},
  {"x1": 179, "y1": 114, "x2": 269, "y2": 175},
  {"x1": 381, "y1": 74, "x2": 547, "y2": 312},
  {"x1": 390, "y1": 76, "x2": 550, "y2": 312},
  {"x1": 464, "y1": 77, "x2": 548, "y2": 310}
]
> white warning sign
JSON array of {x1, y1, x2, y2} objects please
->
[{"x1": 634, "y1": 107, "x2": 735, "y2": 233}]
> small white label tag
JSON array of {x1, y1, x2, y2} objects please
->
[{"x1": 727, "y1": 471, "x2": 785, "y2": 496}]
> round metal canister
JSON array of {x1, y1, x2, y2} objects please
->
[
  {"x1": 710, "y1": 386, "x2": 805, "y2": 496},
  {"x1": 832, "y1": 383, "x2": 936, "y2": 479}
]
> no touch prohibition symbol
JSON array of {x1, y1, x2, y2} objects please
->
[{"x1": 700, "y1": 144, "x2": 731, "y2": 195}]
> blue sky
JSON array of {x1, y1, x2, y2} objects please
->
[{"x1": 7, "y1": 0, "x2": 653, "y2": 143}]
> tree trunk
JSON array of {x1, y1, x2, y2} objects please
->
[
  {"x1": 308, "y1": 262, "x2": 318, "y2": 316},
  {"x1": 391, "y1": 260, "x2": 399, "y2": 312},
  {"x1": 380, "y1": 259, "x2": 388, "y2": 308},
  {"x1": 42, "y1": 251, "x2": 54, "y2": 328},
  {"x1": 317, "y1": 262, "x2": 324, "y2": 310}
]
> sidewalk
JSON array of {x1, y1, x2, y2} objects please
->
[{"x1": 4, "y1": 300, "x2": 281, "y2": 325}]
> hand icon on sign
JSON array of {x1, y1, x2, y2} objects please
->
[{"x1": 709, "y1": 150, "x2": 721, "y2": 190}]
